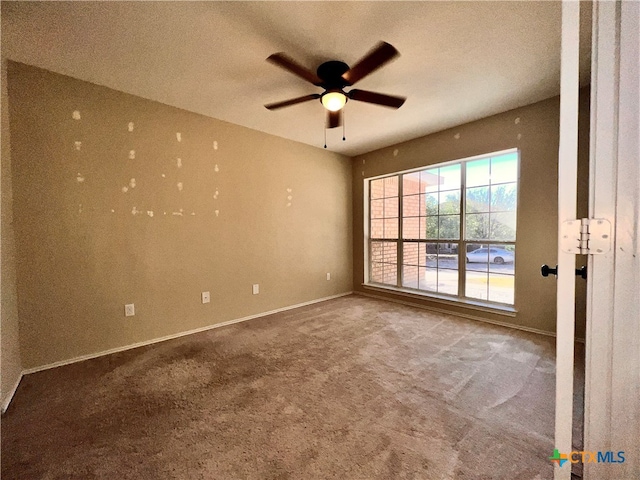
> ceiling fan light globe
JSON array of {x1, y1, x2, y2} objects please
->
[{"x1": 322, "y1": 92, "x2": 347, "y2": 112}]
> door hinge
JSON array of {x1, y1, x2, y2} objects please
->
[{"x1": 560, "y1": 218, "x2": 611, "y2": 254}]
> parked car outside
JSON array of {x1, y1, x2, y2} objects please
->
[{"x1": 466, "y1": 247, "x2": 514, "y2": 264}]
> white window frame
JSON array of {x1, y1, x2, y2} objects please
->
[{"x1": 364, "y1": 148, "x2": 519, "y2": 308}]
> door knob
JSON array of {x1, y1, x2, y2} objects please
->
[
  {"x1": 541, "y1": 264, "x2": 558, "y2": 277},
  {"x1": 541, "y1": 264, "x2": 587, "y2": 279}
]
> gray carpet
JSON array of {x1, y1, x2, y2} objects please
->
[{"x1": 2, "y1": 295, "x2": 584, "y2": 479}]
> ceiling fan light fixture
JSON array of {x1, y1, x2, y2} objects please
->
[{"x1": 321, "y1": 91, "x2": 347, "y2": 112}]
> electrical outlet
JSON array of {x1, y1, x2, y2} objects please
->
[
  {"x1": 252, "y1": 284, "x2": 259, "y2": 295},
  {"x1": 125, "y1": 304, "x2": 135, "y2": 317},
  {"x1": 202, "y1": 291, "x2": 210, "y2": 304},
  {"x1": 326, "y1": 272, "x2": 331, "y2": 281}
]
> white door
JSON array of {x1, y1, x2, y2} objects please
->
[
  {"x1": 557, "y1": 2, "x2": 640, "y2": 479},
  {"x1": 554, "y1": 3, "x2": 581, "y2": 480}
]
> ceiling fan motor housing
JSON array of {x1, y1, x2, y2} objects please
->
[{"x1": 316, "y1": 60, "x2": 350, "y2": 89}]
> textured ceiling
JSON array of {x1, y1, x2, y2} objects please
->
[{"x1": 1, "y1": 1, "x2": 591, "y2": 156}]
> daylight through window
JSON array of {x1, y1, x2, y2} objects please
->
[{"x1": 368, "y1": 150, "x2": 518, "y2": 305}]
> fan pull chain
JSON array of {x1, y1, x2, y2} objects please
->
[
  {"x1": 342, "y1": 110, "x2": 346, "y2": 141},
  {"x1": 323, "y1": 125, "x2": 327, "y2": 149}
]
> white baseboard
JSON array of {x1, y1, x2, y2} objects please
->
[
  {"x1": 22, "y1": 291, "x2": 353, "y2": 376},
  {"x1": 2, "y1": 371, "x2": 24, "y2": 414},
  {"x1": 355, "y1": 290, "x2": 558, "y2": 338}
]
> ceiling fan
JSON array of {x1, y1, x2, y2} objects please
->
[{"x1": 264, "y1": 41, "x2": 406, "y2": 130}]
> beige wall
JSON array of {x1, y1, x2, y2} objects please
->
[
  {"x1": 1, "y1": 58, "x2": 23, "y2": 408},
  {"x1": 7, "y1": 62, "x2": 352, "y2": 369},
  {"x1": 352, "y1": 92, "x2": 590, "y2": 337}
]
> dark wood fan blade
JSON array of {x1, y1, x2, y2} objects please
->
[
  {"x1": 265, "y1": 94, "x2": 321, "y2": 110},
  {"x1": 267, "y1": 53, "x2": 323, "y2": 85},
  {"x1": 341, "y1": 41, "x2": 399, "y2": 85},
  {"x1": 326, "y1": 109, "x2": 343, "y2": 129},
  {"x1": 347, "y1": 89, "x2": 406, "y2": 109}
]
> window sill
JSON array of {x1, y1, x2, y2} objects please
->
[{"x1": 361, "y1": 283, "x2": 517, "y2": 317}]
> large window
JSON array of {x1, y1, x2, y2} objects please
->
[{"x1": 367, "y1": 150, "x2": 518, "y2": 306}]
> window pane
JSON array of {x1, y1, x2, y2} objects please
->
[
  {"x1": 371, "y1": 262, "x2": 384, "y2": 283},
  {"x1": 489, "y1": 244, "x2": 515, "y2": 274},
  {"x1": 466, "y1": 186, "x2": 490, "y2": 213},
  {"x1": 420, "y1": 266, "x2": 437, "y2": 291},
  {"x1": 466, "y1": 270, "x2": 488, "y2": 300},
  {"x1": 425, "y1": 243, "x2": 438, "y2": 268},
  {"x1": 402, "y1": 264, "x2": 419, "y2": 289},
  {"x1": 438, "y1": 269, "x2": 458, "y2": 296},
  {"x1": 371, "y1": 219, "x2": 384, "y2": 238},
  {"x1": 439, "y1": 190, "x2": 460, "y2": 214},
  {"x1": 370, "y1": 179, "x2": 384, "y2": 199},
  {"x1": 384, "y1": 218, "x2": 399, "y2": 239},
  {"x1": 438, "y1": 215, "x2": 460, "y2": 240},
  {"x1": 425, "y1": 193, "x2": 438, "y2": 215},
  {"x1": 383, "y1": 176, "x2": 398, "y2": 197},
  {"x1": 403, "y1": 194, "x2": 420, "y2": 217},
  {"x1": 437, "y1": 244, "x2": 459, "y2": 269},
  {"x1": 421, "y1": 169, "x2": 440, "y2": 193},
  {"x1": 489, "y1": 274, "x2": 514, "y2": 304},
  {"x1": 403, "y1": 242, "x2": 419, "y2": 265},
  {"x1": 384, "y1": 197, "x2": 399, "y2": 217},
  {"x1": 439, "y1": 164, "x2": 461, "y2": 190},
  {"x1": 403, "y1": 217, "x2": 420, "y2": 239},
  {"x1": 371, "y1": 199, "x2": 384, "y2": 219},
  {"x1": 467, "y1": 159, "x2": 490, "y2": 187},
  {"x1": 425, "y1": 216, "x2": 438, "y2": 239},
  {"x1": 490, "y1": 212, "x2": 516, "y2": 241},
  {"x1": 383, "y1": 241, "x2": 398, "y2": 264},
  {"x1": 371, "y1": 241, "x2": 384, "y2": 263},
  {"x1": 403, "y1": 173, "x2": 421, "y2": 195},
  {"x1": 490, "y1": 183, "x2": 517, "y2": 212},
  {"x1": 383, "y1": 264, "x2": 397, "y2": 285},
  {"x1": 490, "y1": 153, "x2": 518, "y2": 184},
  {"x1": 465, "y1": 213, "x2": 490, "y2": 240},
  {"x1": 466, "y1": 244, "x2": 489, "y2": 272}
]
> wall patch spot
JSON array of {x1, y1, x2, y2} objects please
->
[
  {"x1": 363, "y1": 159, "x2": 366, "y2": 164},
  {"x1": 215, "y1": 210, "x2": 219, "y2": 217},
  {"x1": 111, "y1": 209, "x2": 115, "y2": 213},
  {"x1": 287, "y1": 195, "x2": 293, "y2": 201},
  {"x1": 78, "y1": 204, "x2": 83, "y2": 213},
  {"x1": 176, "y1": 132, "x2": 182, "y2": 142},
  {"x1": 515, "y1": 117, "x2": 521, "y2": 124},
  {"x1": 517, "y1": 133, "x2": 522, "y2": 140},
  {"x1": 132, "y1": 206, "x2": 140, "y2": 215},
  {"x1": 72, "y1": 110, "x2": 81, "y2": 120},
  {"x1": 129, "y1": 178, "x2": 136, "y2": 188},
  {"x1": 213, "y1": 189, "x2": 219, "y2": 200},
  {"x1": 393, "y1": 149, "x2": 399, "y2": 157},
  {"x1": 147, "y1": 211, "x2": 154, "y2": 217},
  {"x1": 161, "y1": 174, "x2": 166, "y2": 178},
  {"x1": 76, "y1": 173, "x2": 85, "y2": 183},
  {"x1": 122, "y1": 186, "x2": 129, "y2": 193},
  {"x1": 128, "y1": 122, "x2": 134, "y2": 132},
  {"x1": 286, "y1": 203, "x2": 291, "y2": 207},
  {"x1": 361, "y1": 171, "x2": 365, "y2": 177},
  {"x1": 129, "y1": 150, "x2": 136, "y2": 159},
  {"x1": 74, "y1": 141, "x2": 82, "y2": 150},
  {"x1": 287, "y1": 188, "x2": 292, "y2": 193},
  {"x1": 191, "y1": 212, "x2": 196, "y2": 216},
  {"x1": 172, "y1": 211, "x2": 183, "y2": 216},
  {"x1": 454, "y1": 133, "x2": 460, "y2": 140},
  {"x1": 214, "y1": 164, "x2": 219, "y2": 172},
  {"x1": 177, "y1": 182, "x2": 183, "y2": 192},
  {"x1": 177, "y1": 158, "x2": 182, "y2": 168},
  {"x1": 213, "y1": 141, "x2": 218, "y2": 150}
]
